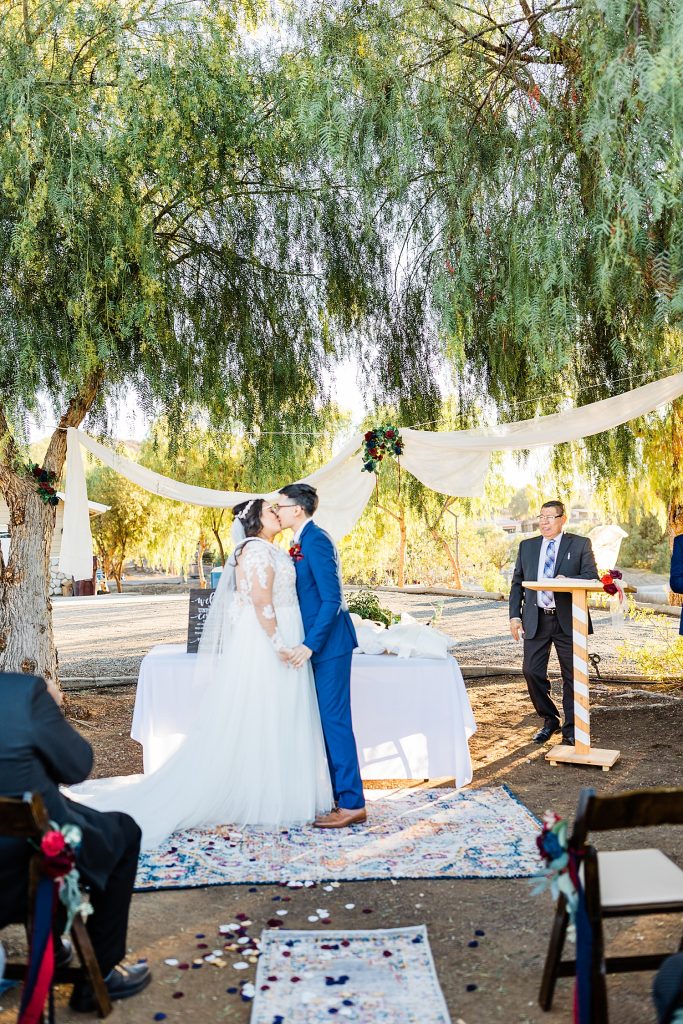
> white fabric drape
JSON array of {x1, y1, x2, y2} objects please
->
[
  {"x1": 59, "y1": 428, "x2": 372, "y2": 580},
  {"x1": 401, "y1": 371, "x2": 683, "y2": 497},
  {"x1": 59, "y1": 371, "x2": 683, "y2": 580}
]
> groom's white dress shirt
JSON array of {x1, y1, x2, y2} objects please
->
[{"x1": 293, "y1": 518, "x2": 312, "y2": 544}]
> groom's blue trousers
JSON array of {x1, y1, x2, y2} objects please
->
[{"x1": 313, "y1": 653, "x2": 365, "y2": 810}]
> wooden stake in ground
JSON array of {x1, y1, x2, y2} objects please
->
[{"x1": 523, "y1": 579, "x2": 621, "y2": 772}]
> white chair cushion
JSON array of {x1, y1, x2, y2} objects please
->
[{"x1": 596, "y1": 848, "x2": 683, "y2": 908}]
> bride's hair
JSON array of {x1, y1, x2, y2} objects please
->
[{"x1": 232, "y1": 498, "x2": 266, "y2": 538}]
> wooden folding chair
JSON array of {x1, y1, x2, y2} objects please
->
[
  {"x1": 539, "y1": 786, "x2": 683, "y2": 1021},
  {"x1": 0, "y1": 792, "x2": 112, "y2": 1018}
]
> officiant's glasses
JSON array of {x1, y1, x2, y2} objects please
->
[{"x1": 537, "y1": 513, "x2": 563, "y2": 522}]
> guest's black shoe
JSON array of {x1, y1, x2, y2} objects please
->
[
  {"x1": 533, "y1": 724, "x2": 560, "y2": 744},
  {"x1": 55, "y1": 937, "x2": 73, "y2": 969},
  {"x1": 69, "y1": 962, "x2": 151, "y2": 1012}
]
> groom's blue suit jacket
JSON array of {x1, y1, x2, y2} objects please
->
[{"x1": 294, "y1": 520, "x2": 357, "y2": 664}]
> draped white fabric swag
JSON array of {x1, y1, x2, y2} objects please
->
[{"x1": 59, "y1": 371, "x2": 683, "y2": 580}]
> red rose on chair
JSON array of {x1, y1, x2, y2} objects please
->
[
  {"x1": 41, "y1": 830, "x2": 66, "y2": 857},
  {"x1": 289, "y1": 543, "x2": 303, "y2": 562}
]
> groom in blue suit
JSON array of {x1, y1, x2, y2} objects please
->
[{"x1": 275, "y1": 483, "x2": 366, "y2": 827}]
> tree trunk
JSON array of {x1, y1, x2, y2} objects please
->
[
  {"x1": 0, "y1": 368, "x2": 104, "y2": 683},
  {"x1": 397, "y1": 512, "x2": 406, "y2": 588},
  {"x1": 431, "y1": 527, "x2": 462, "y2": 589},
  {"x1": 0, "y1": 469, "x2": 58, "y2": 680},
  {"x1": 113, "y1": 566, "x2": 124, "y2": 593},
  {"x1": 212, "y1": 527, "x2": 226, "y2": 566},
  {"x1": 197, "y1": 533, "x2": 208, "y2": 589}
]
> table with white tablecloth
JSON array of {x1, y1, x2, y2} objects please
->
[{"x1": 131, "y1": 644, "x2": 476, "y2": 787}]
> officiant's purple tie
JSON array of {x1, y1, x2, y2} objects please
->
[{"x1": 540, "y1": 539, "x2": 556, "y2": 608}]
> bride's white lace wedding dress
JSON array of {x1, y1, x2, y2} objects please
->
[{"x1": 67, "y1": 538, "x2": 333, "y2": 850}]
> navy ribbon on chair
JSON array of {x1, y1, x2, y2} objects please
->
[
  {"x1": 18, "y1": 876, "x2": 56, "y2": 1024},
  {"x1": 568, "y1": 848, "x2": 592, "y2": 1024}
]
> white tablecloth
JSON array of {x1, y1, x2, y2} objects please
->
[{"x1": 131, "y1": 645, "x2": 476, "y2": 787}]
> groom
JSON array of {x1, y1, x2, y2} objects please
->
[{"x1": 274, "y1": 483, "x2": 366, "y2": 828}]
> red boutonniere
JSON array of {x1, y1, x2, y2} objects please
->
[{"x1": 289, "y1": 543, "x2": 303, "y2": 562}]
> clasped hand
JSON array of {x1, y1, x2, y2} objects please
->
[{"x1": 278, "y1": 644, "x2": 313, "y2": 669}]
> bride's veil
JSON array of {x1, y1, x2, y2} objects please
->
[{"x1": 192, "y1": 517, "x2": 246, "y2": 679}]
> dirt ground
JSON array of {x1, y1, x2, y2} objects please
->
[{"x1": 2, "y1": 674, "x2": 682, "y2": 1024}]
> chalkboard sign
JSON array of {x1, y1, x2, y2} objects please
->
[{"x1": 187, "y1": 588, "x2": 216, "y2": 653}]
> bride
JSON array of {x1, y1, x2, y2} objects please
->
[{"x1": 67, "y1": 499, "x2": 334, "y2": 849}]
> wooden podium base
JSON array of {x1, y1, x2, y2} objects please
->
[{"x1": 546, "y1": 744, "x2": 621, "y2": 771}]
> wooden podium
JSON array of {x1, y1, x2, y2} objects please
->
[{"x1": 522, "y1": 578, "x2": 621, "y2": 771}]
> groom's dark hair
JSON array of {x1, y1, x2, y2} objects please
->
[{"x1": 279, "y1": 483, "x2": 319, "y2": 517}]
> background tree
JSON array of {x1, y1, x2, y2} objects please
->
[
  {"x1": 0, "y1": 1, "x2": 398, "y2": 681},
  {"x1": 298, "y1": 0, "x2": 683, "y2": 515},
  {"x1": 89, "y1": 469, "x2": 152, "y2": 592}
]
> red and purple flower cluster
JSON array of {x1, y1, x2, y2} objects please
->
[
  {"x1": 361, "y1": 426, "x2": 404, "y2": 475},
  {"x1": 600, "y1": 568, "x2": 623, "y2": 597},
  {"x1": 27, "y1": 462, "x2": 59, "y2": 506},
  {"x1": 40, "y1": 829, "x2": 76, "y2": 879}
]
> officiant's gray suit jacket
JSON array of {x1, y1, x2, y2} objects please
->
[{"x1": 509, "y1": 532, "x2": 598, "y2": 640}]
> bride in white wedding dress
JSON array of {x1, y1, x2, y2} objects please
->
[{"x1": 67, "y1": 499, "x2": 334, "y2": 850}]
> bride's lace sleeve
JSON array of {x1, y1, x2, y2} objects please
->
[{"x1": 236, "y1": 543, "x2": 286, "y2": 652}]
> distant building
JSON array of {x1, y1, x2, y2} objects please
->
[
  {"x1": 0, "y1": 492, "x2": 109, "y2": 596},
  {"x1": 475, "y1": 516, "x2": 523, "y2": 534}
]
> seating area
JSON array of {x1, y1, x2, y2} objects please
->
[
  {"x1": 0, "y1": 793, "x2": 112, "y2": 1019},
  {"x1": 540, "y1": 786, "x2": 683, "y2": 1022}
]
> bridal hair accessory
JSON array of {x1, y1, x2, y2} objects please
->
[{"x1": 236, "y1": 499, "x2": 256, "y2": 521}]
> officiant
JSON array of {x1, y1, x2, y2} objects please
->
[{"x1": 509, "y1": 500, "x2": 598, "y2": 746}]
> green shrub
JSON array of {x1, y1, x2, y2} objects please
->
[
  {"x1": 619, "y1": 512, "x2": 670, "y2": 573},
  {"x1": 347, "y1": 589, "x2": 394, "y2": 627}
]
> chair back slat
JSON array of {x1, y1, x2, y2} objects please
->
[
  {"x1": 0, "y1": 793, "x2": 50, "y2": 838},
  {"x1": 570, "y1": 786, "x2": 683, "y2": 847}
]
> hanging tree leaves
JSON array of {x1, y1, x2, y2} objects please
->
[{"x1": 295, "y1": 0, "x2": 683, "y2": 428}]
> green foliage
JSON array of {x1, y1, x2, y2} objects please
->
[
  {"x1": 0, "y1": 0, "x2": 397, "y2": 461},
  {"x1": 295, "y1": 0, "x2": 683, "y2": 485},
  {"x1": 617, "y1": 599, "x2": 683, "y2": 680},
  {"x1": 618, "y1": 511, "x2": 670, "y2": 573},
  {"x1": 88, "y1": 465, "x2": 153, "y2": 590},
  {"x1": 346, "y1": 589, "x2": 395, "y2": 626}
]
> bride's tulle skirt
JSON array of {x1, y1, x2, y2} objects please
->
[{"x1": 67, "y1": 604, "x2": 334, "y2": 850}]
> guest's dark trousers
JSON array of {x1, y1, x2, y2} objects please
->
[
  {"x1": 4, "y1": 811, "x2": 140, "y2": 979},
  {"x1": 78, "y1": 811, "x2": 141, "y2": 976},
  {"x1": 522, "y1": 612, "x2": 575, "y2": 735}
]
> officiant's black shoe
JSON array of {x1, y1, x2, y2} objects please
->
[
  {"x1": 69, "y1": 962, "x2": 151, "y2": 1012},
  {"x1": 563, "y1": 732, "x2": 575, "y2": 746},
  {"x1": 533, "y1": 724, "x2": 560, "y2": 744}
]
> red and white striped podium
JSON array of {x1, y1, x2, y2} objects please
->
[{"x1": 523, "y1": 578, "x2": 621, "y2": 771}]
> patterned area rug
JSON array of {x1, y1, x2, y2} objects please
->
[
  {"x1": 250, "y1": 926, "x2": 451, "y2": 1024},
  {"x1": 135, "y1": 785, "x2": 540, "y2": 890}
]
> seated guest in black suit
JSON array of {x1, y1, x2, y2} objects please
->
[{"x1": 0, "y1": 672, "x2": 151, "y2": 1012}]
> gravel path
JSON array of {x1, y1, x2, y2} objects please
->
[{"x1": 53, "y1": 586, "x2": 679, "y2": 684}]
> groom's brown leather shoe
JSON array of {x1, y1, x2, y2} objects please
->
[{"x1": 313, "y1": 807, "x2": 367, "y2": 828}]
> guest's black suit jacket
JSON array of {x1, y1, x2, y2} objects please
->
[
  {"x1": 0, "y1": 673, "x2": 134, "y2": 925},
  {"x1": 509, "y1": 532, "x2": 599, "y2": 640}
]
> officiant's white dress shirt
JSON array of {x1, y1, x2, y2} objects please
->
[{"x1": 536, "y1": 531, "x2": 564, "y2": 610}]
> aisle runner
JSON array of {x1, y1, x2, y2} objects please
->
[
  {"x1": 135, "y1": 785, "x2": 539, "y2": 890},
  {"x1": 250, "y1": 926, "x2": 451, "y2": 1024}
]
